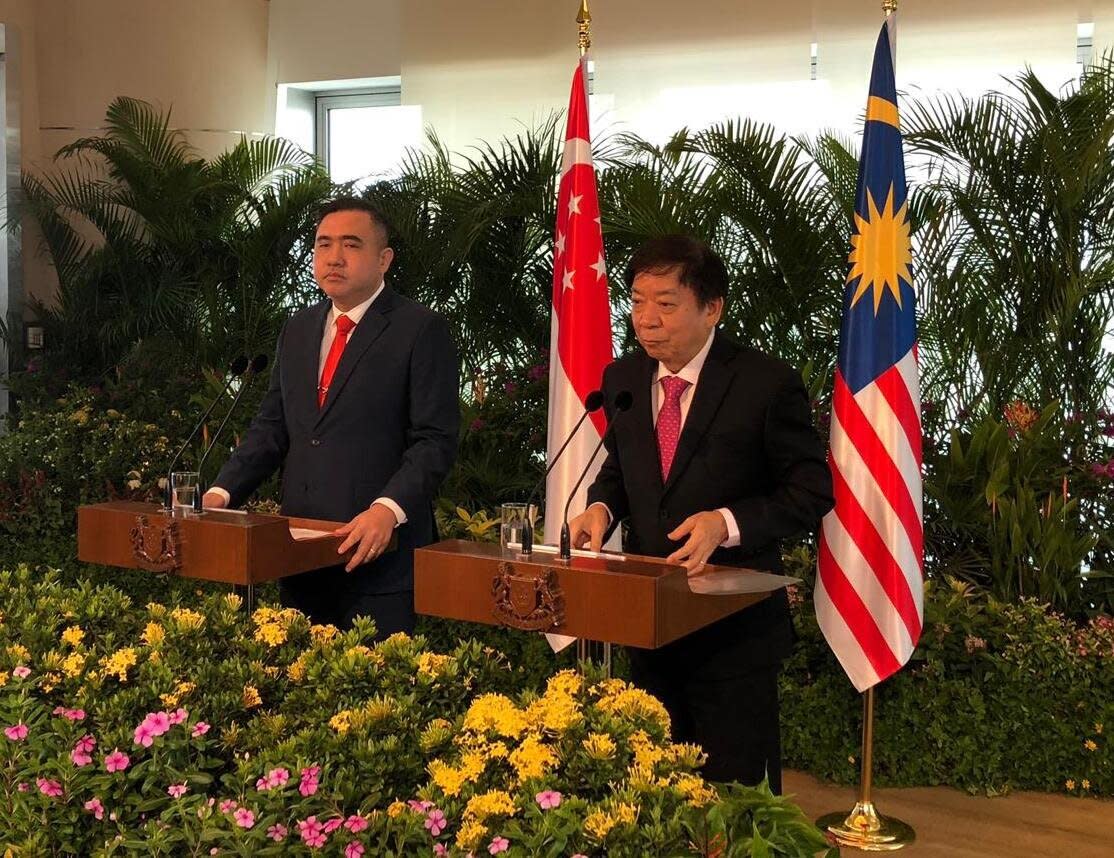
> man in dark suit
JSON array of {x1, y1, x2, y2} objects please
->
[
  {"x1": 568, "y1": 235, "x2": 833, "y2": 791},
  {"x1": 202, "y1": 197, "x2": 459, "y2": 636}
]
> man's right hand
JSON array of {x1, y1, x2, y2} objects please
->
[
  {"x1": 568, "y1": 503, "x2": 610, "y2": 552},
  {"x1": 201, "y1": 490, "x2": 228, "y2": 510}
]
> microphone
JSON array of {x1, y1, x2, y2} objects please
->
[
  {"x1": 520, "y1": 389, "x2": 605, "y2": 555},
  {"x1": 559, "y1": 390, "x2": 634, "y2": 560},
  {"x1": 193, "y1": 354, "x2": 270, "y2": 510},
  {"x1": 164, "y1": 356, "x2": 249, "y2": 509}
]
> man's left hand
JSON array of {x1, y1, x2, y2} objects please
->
[
  {"x1": 335, "y1": 503, "x2": 398, "y2": 573},
  {"x1": 666, "y1": 510, "x2": 728, "y2": 574}
]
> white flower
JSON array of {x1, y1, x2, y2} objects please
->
[{"x1": 126, "y1": 479, "x2": 142, "y2": 490}]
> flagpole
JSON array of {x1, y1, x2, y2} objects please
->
[{"x1": 816, "y1": 2, "x2": 914, "y2": 848}]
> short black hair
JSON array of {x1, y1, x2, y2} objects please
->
[
  {"x1": 316, "y1": 196, "x2": 391, "y2": 245},
  {"x1": 623, "y1": 234, "x2": 728, "y2": 308}
]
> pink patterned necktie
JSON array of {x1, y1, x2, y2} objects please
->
[{"x1": 657, "y1": 375, "x2": 691, "y2": 480}]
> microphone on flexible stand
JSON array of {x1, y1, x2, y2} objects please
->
[
  {"x1": 559, "y1": 390, "x2": 634, "y2": 561},
  {"x1": 193, "y1": 354, "x2": 270, "y2": 511},
  {"x1": 163, "y1": 356, "x2": 249, "y2": 510},
  {"x1": 519, "y1": 389, "x2": 605, "y2": 556}
]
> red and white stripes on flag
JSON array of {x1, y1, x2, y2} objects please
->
[
  {"x1": 815, "y1": 16, "x2": 924, "y2": 693},
  {"x1": 543, "y1": 57, "x2": 613, "y2": 543}
]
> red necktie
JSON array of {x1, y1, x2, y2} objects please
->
[
  {"x1": 317, "y1": 314, "x2": 355, "y2": 407},
  {"x1": 657, "y1": 375, "x2": 691, "y2": 480}
]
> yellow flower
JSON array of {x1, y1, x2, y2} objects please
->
[
  {"x1": 146, "y1": 602, "x2": 167, "y2": 618},
  {"x1": 460, "y1": 750, "x2": 488, "y2": 782},
  {"x1": 384, "y1": 631, "x2": 412, "y2": 645},
  {"x1": 463, "y1": 789, "x2": 516, "y2": 823},
  {"x1": 7, "y1": 643, "x2": 30, "y2": 663},
  {"x1": 386, "y1": 800, "x2": 407, "y2": 818},
  {"x1": 242, "y1": 685, "x2": 262, "y2": 708},
  {"x1": 629, "y1": 729, "x2": 667, "y2": 772},
  {"x1": 0, "y1": 672, "x2": 8, "y2": 687},
  {"x1": 254, "y1": 622, "x2": 287, "y2": 647},
  {"x1": 582, "y1": 732, "x2": 617, "y2": 760},
  {"x1": 595, "y1": 683, "x2": 671, "y2": 732},
  {"x1": 417, "y1": 652, "x2": 453, "y2": 678},
  {"x1": 546, "y1": 669, "x2": 583, "y2": 698},
  {"x1": 1082, "y1": 779, "x2": 1091, "y2": 790},
  {"x1": 310, "y1": 624, "x2": 339, "y2": 644},
  {"x1": 100, "y1": 647, "x2": 138, "y2": 682},
  {"x1": 169, "y1": 607, "x2": 205, "y2": 631},
  {"x1": 455, "y1": 820, "x2": 487, "y2": 852},
  {"x1": 420, "y1": 719, "x2": 453, "y2": 753},
  {"x1": 41, "y1": 672, "x2": 61, "y2": 693},
  {"x1": 160, "y1": 680, "x2": 196, "y2": 708},
  {"x1": 330, "y1": 710, "x2": 353, "y2": 735},
  {"x1": 142, "y1": 622, "x2": 166, "y2": 647},
  {"x1": 526, "y1": 690, "x2": 582, "y2": 734},
  {"x1": 346, "y1": 645, "x2": 375, "y2": 660},
  {"x1": 669, "y1": 743, "x2": 707, "y2": 770},
  {"x1": 509, "y1": 735, "x2": 558, "y2": 782},
  {"x1": 1095, "y1": 723, "x2": 1104, "y2": 735},
  {"x1": 428, "y1": 760, "x2": 468, "y2": 797},
  {"x1": 61, "y1": 652, "x2": 85, "y2": 678},
  {"x1": 1065, "y1": 779, "x2": 1076, "y2": 790},
  {"x1": 584, "y1": 809, "x2": 617, "y2": 840},
  {"x1": 60, "y1": 625, "x2": 85, "y2": 648},
  {"x1": 224, "y1": 593, "x2": 243, "y2": 611},
  {"x1": 287, "y1": 652, "x2": 310, "y2": 683},
  {"x1": 674, "y1": 774, "x2": 718, "y2": 807},
  {"x1": 1085, "y1": 739, "x2": 1098, "y2": 752},
  {"x1": 463, "y1": 694, "x2": 527, "y2": 739}
]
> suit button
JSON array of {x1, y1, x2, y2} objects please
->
[
  {"x1": 310, "y1": 439, "x2": 320, "y2": 447},
  {"x1": 659, "y1": 508, "x2": 668, "y2": 519}
]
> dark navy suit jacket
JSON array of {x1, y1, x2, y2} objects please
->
[
  {"x1": 587, "y1": 329, "x2": 833, "y2": 677},
  {"x1": 213, "y1": 287, "x2": 460, "y2": 594}
]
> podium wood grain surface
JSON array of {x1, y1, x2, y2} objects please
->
[
  {"x1": 415, "y1": 540, "x2": 779, "y2": 649},
  {"x1": 77, "y1": 501, "x2": 355, "y2": 585}
]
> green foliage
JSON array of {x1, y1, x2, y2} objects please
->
[
  {"x1": 782, "y1": 575, "x2": 1114, "y2": 797},
  {"x1": 0, "y1": 570, "x2": 828, "y2": 857}
]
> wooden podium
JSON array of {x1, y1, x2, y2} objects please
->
[
  {"x1": 415, "y1": 540, "x2": 789, "y2": 649},
  {"x1": 77, "y1": 501, "x2": 356, "y2": 592}
]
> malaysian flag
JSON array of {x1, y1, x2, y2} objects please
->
[
  {"x1": 543, "y1": 57, "x2": 614, "y2": 543},
  {"x1": 815, "y1": 15, "x2": 924, "y2": 693}
]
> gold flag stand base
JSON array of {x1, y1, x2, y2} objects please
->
[
  {"x1": 817, "y1": 801, "x2": 915, "y2": 851},
  {"x1": 816, "y1": 683, "x2": 916, "y2": 851}
]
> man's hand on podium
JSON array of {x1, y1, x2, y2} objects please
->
[
  {"x1": 568, "y1": 503, "x2": 610, "y2": 553},
  {"x1": 201, "y1": 490, "x2": 228, "y2": 510},
  {"x1": 667, "y1": 511, "x2": 728, "y2": 575},
  {"x1": 335, "y1": 503, "x2": 397, "y2": 573}
]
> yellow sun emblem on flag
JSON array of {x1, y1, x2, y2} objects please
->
[{"x1": 847, "y1": 185, "x2": 913, "y2": 314}]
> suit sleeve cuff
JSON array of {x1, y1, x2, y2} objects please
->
[
  {"x1": 717, "y1": 507, "x2": 740, "y2": 548},
  {"x1": 207, "y1": 486, "x2": 232, "y2": 506},
  {"x1": 588, "y1": 501, "x2": 613, "y2": 527},
  {"x1": 373, "y1": 497, "x2": 407, "y2": 526}
]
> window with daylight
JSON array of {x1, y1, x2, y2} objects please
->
[{"x1": 315, "y1": 87, "x2": 423, "y2": 187}]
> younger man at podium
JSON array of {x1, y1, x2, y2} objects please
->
[{"x1": 568, "y1": 236, "x2": 833, "y2": 791}]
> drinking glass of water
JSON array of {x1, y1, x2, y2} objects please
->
[
  {"x1": 170, "y1": 471, "x2": 200, "y2": 514},
  {"x1": 500, "y1": 502, "x2": 530, "y2": 552}
]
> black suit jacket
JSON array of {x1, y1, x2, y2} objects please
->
[
  {"x1": 587, "y1": 329, "x2": 833, "y2": 677},
  {"x1": 213, "y1": 287, "x2": 460, "y2": 594}
]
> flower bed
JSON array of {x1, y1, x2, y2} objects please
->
[{"x1": 0, "y1": 569, "x2": 833, "y2": 856}]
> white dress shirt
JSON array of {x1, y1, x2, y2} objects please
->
[
  {"x1": 591, "y1": 329, "x2": 741, "y2": 547},
  {"x1": 209, "y1": 281, "x2": 407, "y2": 526}
]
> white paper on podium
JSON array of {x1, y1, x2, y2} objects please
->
[
  {"x1": 289, "y1": 527, "x2": 334, "y2": 541},
  {"x1": 686, "y1": 568, "x2": 800, "y2": 595}
]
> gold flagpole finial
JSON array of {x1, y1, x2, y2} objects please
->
[
  {"x1": 577, "y1": 0, "x2": 592, "y2": 56},
  {"x1": 882, "y1": 0, "x2": 898, "y2": 15}
]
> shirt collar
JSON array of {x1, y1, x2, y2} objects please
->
[
  {"x1": 328, "y1": 280, "x2": 385, "y2": 328},
  {"x1": 655, "y1": 329, "x2": 716, "y2": 386}
]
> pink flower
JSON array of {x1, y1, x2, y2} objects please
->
[
  {"x1": 75, "y1": 734, "x2": 96, "y2": 754},
  {"x1": 267, "y1": 823, "x2": 288, "y2": 841},
  {"x1": 192, "y1": 721, "x2": 211, "y2": 737},
  {"x1": 104, "y1": 749, "x2": 130, "y2": 772},
  {"x1": 257, "y1": 766, "x2": 290, "y2": 791},
  {"x1": 434, "y1": 846, "x2": 448, "y2": 857},
  {"x1": 17, "y1": 782, "x2": 28, "y2": 792},
  {"x1": 299, "y1": 765, "x2": 321, "y2": 796},
  {"x1": 169, "y1": 708, "x2": 189, "y2": 726},
  {"x1": 134, "y1": 722, "x2": 157, "y2": 747},
  {"x1": 234, "y1": 807, "x2": 256, "y2": 829},
  {"x1": 297, "y1": 815, "x2": 328, "y2": 848},
  {"x1": 535, "y1": 790, "x2": 562, "y2": 809},
  {"x1": 488, "y1": 837, "x2": 509, "y2": 854},
  {"x1": 36, "y1": 777, "x2": 63, "y2": 798},
  {"x1": 409, "y1": 799, "x2": 434, "y2": 812},
  {"x1": 424, "y1": 809, "x2": 446, "y2": 836},
  {"x1": 344, "y1": 814, "x2": 369, "y2": 833},
  {"x1": 71, "y1": 747, "x2": 93, "y2": 767},
  {"x1": 63, "y1": 708, "x2": 85, "y2": 722},
  {"x1": 345, "y1": 844, "x2": 365, "y2": 858},
  {"x1": 53, "y1": 706, "x2": 66, "y2": 715},
  {"x1": 219, "y1": 799, "x2": 239, "y2": 814},
  {"x1": 12, "y1": 665, "x2": 30, "y2": 678},
  {"x1": 323, "y1": 817, "x2": 343, "y2": 834},
  {"x1": 84, "y1": 797, "x2": 105, "y2": 820},
  {"x1": 168, "y1": 783, "x2": 189, "y2": 798},
  {"x1": 4, "y1": 723, "x2": 28, "y2": 741}
]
